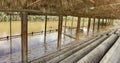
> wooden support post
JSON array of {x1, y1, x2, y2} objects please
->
[
  {"x1": 106, "y1": 19, "x2": 108, "y2": 26},
  {"x1": 71, "y1": 17, "x2": 74, "y2": 34},
  {"x1": 107, "y1": 19, "x2": 109, "y2": 26},
  {"x1": 109, "y1": 19, "x2": 111, "y2": 26},
  {"x1": 109, "y1": 19, "x2": 111, "y2": 25},
  {"x1": 76, "y1": 17, "x2": 81, "y2": 40},
  {"x1": 9, "y1": 14, "x2": 12, "y2": 61},
  {"x1": 44, "y1": 15, "x2": 47, "y2": 50},
  {"x1": 21, "y1": 12, "x2": 28, "y2": 63},
  {"x1": 71, "y1": 17, "x2": 74, "y2": 28},
  {"x1": 64, "y1": 16, "x2": 67, "y2": 33},
  {"x1": 103, "y1": 19, "x2": 105, "y2": 28},
  {"x1": 102, "y1": 19, "x2": 104, "y2": 28},
  {"x1": 110, "y1": 19, "x2": 112, "y2": 26},
  {"x1": 112, "y1": 19, "x2": 114, "y2": 26},
  {"x1": 105, "y1": 19, "x2": 107, "y2": 27},
  {"x1": 108, "y1": 19, "x2": 110, "y2": 25},
  {"x1": 87, "y1": 18, "x2": 91, "y2": 36},
  {"x1": 97, "y1": 18, "x2": 100, "y2": 32},
  {"x1": 93, "y1": 18, "x2": 95, "y2": 35},
  {"x1": 57, "y1": 15, "x2": 63, "y2": 49},
  {"x1": 101, "y1": 19, "x2": 103, "y2": 28},
  {"x1": 44, "y1": 15, "x2": 47, "y2": 44},
  {"x1": 82, "y1": 19, "x2": 85, "y2": 28},
  {"x1": 104, "y1": 19, "x2": 106, "y2": 27},
  {"x1": 99, "y1": 19, "x2": 101, "y2": 28}
]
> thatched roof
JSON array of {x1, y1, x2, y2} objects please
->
[{"x1": 0, "y1": 0, "x2": 120, "y2": 18}]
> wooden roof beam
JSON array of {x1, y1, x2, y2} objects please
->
[{"x1": 27, "y1": 0, "x2": 41, "y2": 7}]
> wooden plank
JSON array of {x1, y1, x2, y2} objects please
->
[
  {"x1": 63, "y1": 33, "x2": 76, "y2": 39},
  {"x1": 62, "y1": 26, "x2": 76, "y2": 29}
]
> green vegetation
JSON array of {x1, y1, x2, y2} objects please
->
[
  {"x1": 0, "y1": 12, "x2": 79, "y2": 22},
  {"x1": 0, "y1": 12, "x2": 100, "y2": 37}
]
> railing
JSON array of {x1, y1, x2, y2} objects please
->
[{"x1": 0, "y1": 29, "x2": 58, "y2": 41}]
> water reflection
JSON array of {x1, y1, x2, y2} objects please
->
[
  {"x1": 0, "y1": 26, "x2": 101, "y2": 62},
  {"x1": 0, "y1": 30, "x2": 77, "y2": 62}
]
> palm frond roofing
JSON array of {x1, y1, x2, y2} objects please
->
[{"x1": 0, "y1": 0, "x2": 120, "y2": 18}]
